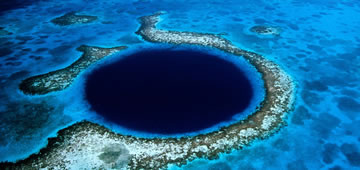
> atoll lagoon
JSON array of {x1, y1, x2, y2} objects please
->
[{"x1": 1, "y1": 0, "x2": 360, "y2": 170}]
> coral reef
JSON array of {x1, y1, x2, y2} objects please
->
[
  {"x1": 250, "y1": 25, "x2": 282, "y2": 36},
  {"x1": 19, "y1": 45, "x2": 127, "y2": 95},
  {"x1": 51, "y1": 12, "x2": 98, "y2": 26},
  {"x1": 4, "y1": 12, "x2": 294, "y2": 169}
]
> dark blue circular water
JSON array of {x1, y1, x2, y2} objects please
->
[{"x1": 85, "y1": 49, "x2": 254, "y2": 134}]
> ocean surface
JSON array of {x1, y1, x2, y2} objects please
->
[{"x1": 0, "y1": 0, "x2": 359, "y2": 169}]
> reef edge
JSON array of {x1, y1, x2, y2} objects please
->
[{"x1": 19, "y1": 45, "x2": 127, "y2": 95}]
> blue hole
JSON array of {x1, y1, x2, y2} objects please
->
[{"x1": 85, "y1": 49, "x2": 254, "y2": 134}]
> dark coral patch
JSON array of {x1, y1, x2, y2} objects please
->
[
  {"x1": 340, "y1": 143, "x2": 360, "y2": 167},
  {"x1": 322, "y1": 143, "x2": 340, "y2": 164},
  {"x1": 5, "y1": 61, "x2": 22, "y2": 66},
  {"x1": 29, "y1": 55, "x2": 43, "y2": 60},
  {"x1": 304, "y1": 80, "x2": 328, "y2": 92},
  {"x1": 336, "y1": 97, "x2": 360, "y2": 113},
  {"x1": 0, "y1": 27, "x2": 12, "y2": 36},
  {"x1": 291, "y1": 105, "x2": 312, "y2": 125},
  {"x1": 250, "y1": 25, "x2": 281, "y2": 36},
  {"x1": 35, "y1": 48, "x2": 49, "y2": 53},
  {"x1": 0, "y1": 48, "x2": 13, "y2": 57}
]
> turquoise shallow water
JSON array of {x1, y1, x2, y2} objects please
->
[{"x1": 0, "y1": 0, "x2": 359, "y2": 169}]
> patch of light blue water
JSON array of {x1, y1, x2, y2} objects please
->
[{"x1": 172, "y1": 0, "x2": 360, "y2": 169}]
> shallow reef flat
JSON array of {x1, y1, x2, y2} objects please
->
[
  {"x1": 3, "y1": 12, "x2": 295, "y2": 169},
  {"x1": 51, "y1": 12, "x2": 98, "y2": 26},
  {"x1": 19, "y1": 45, "x2": 127, "y2": 95}
]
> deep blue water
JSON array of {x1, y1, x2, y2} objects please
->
[
  {"x1": 85, "y1": 49, "x2": 253, "y2": 134},
  {"x1": 0, "y1": 0, "x2": 39, "y2": 15},
  {"x1": 0, "y1": 0, "x2": 359, "y2": 169}
]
